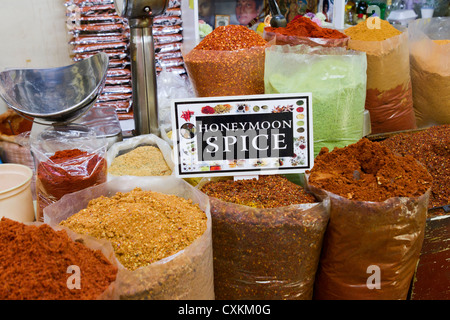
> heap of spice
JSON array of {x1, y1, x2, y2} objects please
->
[
  {"x1": 201, "y1": 175, "x2": 316, "y2": 208},
  {"x1": 307, "y1": 138, "x2": 431, "y2": 300},
  {"x1": 184, "y1": 25, "x2": 267, "y2": 97},
  {"x1": 201, "y1": 175, "x2": 328, "y2": 300},
  {"x1": 0, "y1": 217, "x2": 117, "y2": 300},
  {"x1": 60, "y1": 188, "x2": 207, "y2": 271},
  {"x1": 108, "y1": 146, "x2": 172, "y2": 176},
  {"x1": 307, "y1": 138, "x2": 432, "y2": 201},
  {"x1": 265, "y1": 16, "x2": 347, "y2": 39},
  {"x1": 379, "y1": 125, "x2": 449, "y2": 217},
  {"x1": 36, "y1": 148, "x2": 107, "y2": 221},
  {"x1": 344, "y1": 17, "x2": 401, "y2": 41},
  {"x1": 344, "y1": 18, "x2": 416, "y2": 134}
]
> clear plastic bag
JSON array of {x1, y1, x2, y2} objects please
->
[
  {"x1": 197, "y1": 177, "x2": 330, "y2": 300},
  {"x1": 264, "y1": 45, "x2": 367, "y2": 156},
  {"x1": 306, "y1": 178, "x2": 430, "y2": 300},
  {"x1": 106, "y1": 133, "x2": 174, "y2": 180},
  {"x1": 31, "y1": 125, "x2": 108, "y2": 222},
  {"x1": 43, "y1": 176, "x2": 214, "y2": 300},
  {"x1": 157, "y1": 67, "x2": 195, "y2": 131},
  {"x1": 347, "y1": 31, "x2": 417, "y2": 134},
  {"x1": 408, "y1": 17, "x2": 450, "y2": 128}
]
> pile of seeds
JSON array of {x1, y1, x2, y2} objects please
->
[
  {"x1": 60, "y1": 188, "x2": 207, "y2": 271},
  {"x1": 108, "y1": 146, "x2": 172, "y2": 176}
]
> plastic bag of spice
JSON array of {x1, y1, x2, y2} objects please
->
[
  {"x1": 408, "y1": 17, "x2": 450, "y2": 128},
  {"x1": 31, "y1": 125, "x2": 108, "y2": 222},
  {"x1": 264, "y1": 44, "x2": 367, "y2": 157},
  {"x1": 304, "y1": 138, "x2": 432, "y2": 300},
  {"x1": 345, "y1": 19, "x2": 417, "y2": 134},
  {"x1": 184, "y1": 25, "x2": 268, "y2": 97},
  {"x1": 43, "y1": 176, "x2": 214, "y2": 300},
  {"x1": 197, "y1": 176, "x2": 330, "y2": 300},
  {"x1": 106, "y1": 133, "x2": 174, "y2": 180}
]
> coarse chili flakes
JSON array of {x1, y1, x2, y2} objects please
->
[
  {"x1": 307, "y1": 137, "x2": 432, "y2": 202},
  {"x1": 0, "y1": 217, "x2": 117, "y2": 300},
  {"x1": 200, "y1": 175, "x2": 317, "y2": 208}
]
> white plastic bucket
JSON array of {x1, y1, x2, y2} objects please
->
[{"x1": 0, "y1": 164, "x2": 35, "y2": 222}]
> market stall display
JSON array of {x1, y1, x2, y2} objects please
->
[
  {"x1": 378, "y1": 124, "x2": 450, "y2": 218},
  {"x1": 264, "y1": 44, "x2": 367, "y2": 156},
  {"x1": 0, "y1": 217, "x2": 117, "y2": 300},
  {"x1": 264, "y1": 16, "x2": 349, "y2": 47},
  {"x1": 306, "y1": 138, "x2": 432, "y2": 300},
  {"x1": 44, "y1": 176, "x2": 214, "y2": 300},
  {"x1": 199, "y1": 175, "x2": 330, "y2": 300},
  {"x1": 184, "y1": 25, "x2": 267, "y2": 97},
  {"x1": 408, "y1": 17, "x2": 450, "y2": 128},
  {"x1": 345, "y1": 17, "x2": 417, "y2": 134}
]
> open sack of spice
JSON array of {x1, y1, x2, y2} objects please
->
[
  {"x1": 263, "y1": 16, "x2": 349, "y2": 48},
  {"x1": 344, "y1": 18, "x2": 417, "y2": 134},
  {"x1": 30, "y1": 125, "x2": 108, "y2": 222},
  {"x1": 43, "y1": 176, "x2": 214, "y2": 300},
  {"x1": 305, "y1": 138, "x2": 432, "y2": 300},
  {"x1": 264, "y1": 44, "x2": 367, "y2": 157},
  {"x1": 0, "y1": 217, "x2": 118, "y2": 300},
  {"x1": 408, "y1": 17, "x2": 450, "y2": 128},
  {"x1": 184, "y1": 25, "x2": 268, "y2": 97},
  {"x1": 106, "y1": 133, "x2": 174, "y2": 180},
  {"x1": 197, "y1": 175, "x2": 330, "y2": 300}
]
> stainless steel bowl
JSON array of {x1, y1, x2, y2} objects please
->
[{"x1": 0, "y1": 52, "x2": 109, "y2": 124}]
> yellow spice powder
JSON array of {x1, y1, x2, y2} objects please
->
[
  {"x1": 345, "y1": 17, "x2": 402, "y2": 41},
  {"x1": 433, "y1": 40, "x2": 450, "y2": 45},
  {"x1": 60, "y1": 188, "x2": 208, "y2": 271}
]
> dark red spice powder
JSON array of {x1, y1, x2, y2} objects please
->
[
  {"x1": 265, "y1": 16, "x2": 347, "y2": 39},
  {"x1": 0, "y1": 217, "x2": 117, "y2": 300}
]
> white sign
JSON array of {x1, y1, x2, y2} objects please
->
[{"x1": 171, "y1": 93, "x2": 313, "y2": 178}]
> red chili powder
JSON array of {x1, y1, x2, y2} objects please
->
[
  {"x1": 265, "y1": 16, "x2": 347, "y2": 39},
  {"x1": 194, "y1": 24, "x2": 267, "y2": 51},
  {"x1": 0, "y1": 217, "x2": 117, "y2": 300}
]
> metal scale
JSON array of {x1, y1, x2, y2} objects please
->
[
  {"x1": 0, "y1": 52, "x2": 109, "y2": 126},
  {"x1": 114, "y1": 0, "x2": 169, "y2": 136}
]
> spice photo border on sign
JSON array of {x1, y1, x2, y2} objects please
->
[{"x1": 171, "y1": 93, "x2": 313, "y2": 178}]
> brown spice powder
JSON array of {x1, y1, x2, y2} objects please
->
[
  {"x1": 60, "y1": 188, "x2": 207, "y2": 271},
  {"x1": 307, "y1": 138, "x2": 432, "y2": 202}
]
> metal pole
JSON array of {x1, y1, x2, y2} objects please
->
[{"x1": 129, "y1": 17, "x2": 159, "y2": 136}]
